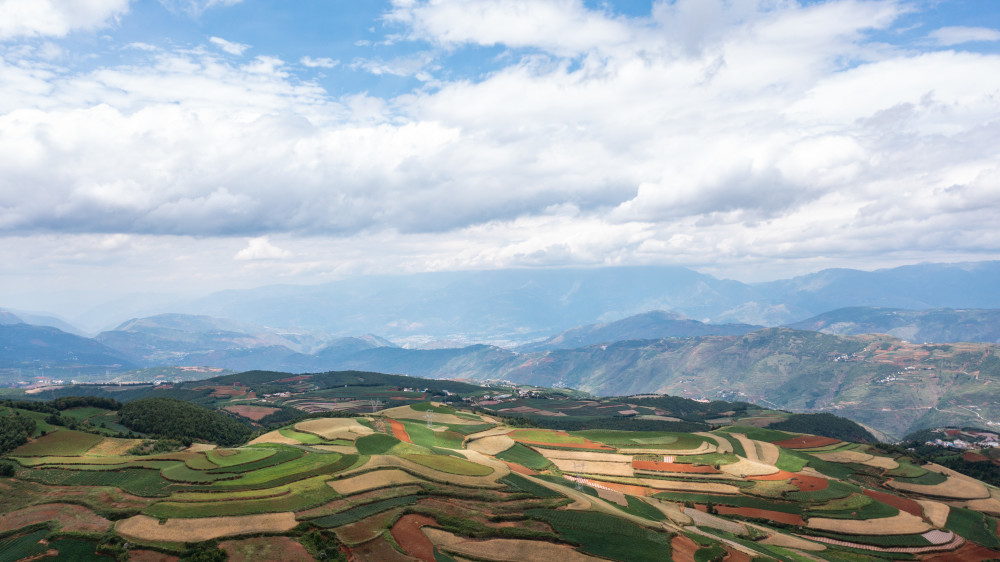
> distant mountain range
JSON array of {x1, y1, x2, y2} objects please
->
[
  {"x1": 787, "y1": 307, "x2": 1000, "y2": 344},
  {"x1": 43, "y1": 260, "x2": 1000, "y2": 341},
  {"x1": 517, "y1": 310, "x2": 761, "y2": 352}
]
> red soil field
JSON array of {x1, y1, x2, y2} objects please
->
[
  {"x1": 389, "y1": 419, "x2": 412, "y2": 443},
  {"x1": 502, "y1": 461, "x2": 538, "y2": 475},
  {"x1": 863, "y1": 489, "x2": 924, "y2": 517},
  {"x1": 963, "y1": 452, "x2": 990, "y2": 463},
  {"x1": 632, "y1": 460, "x2": 720, "y2": 473},
  {"x1": 771, "y1": 435, "x2": 840, "y2": 449},
  {"x1": 723, "y1": 546, "x2": 753, "y2": 562},
  {"x1": 748, "y1": 470, "x2": 828, "y2": 491},
  {"x1": 696, "y1": 504, "x2": 805, "y2": 526},
  {"x1": 670, "y1": 534, "x2": 698, "y2": 562},
  {"x1": 390, "y1": 513, "x2": 437, "y2": 562}
]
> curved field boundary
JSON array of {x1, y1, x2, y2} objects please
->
[
  {"x1": 116, "y1": 512, "x2": 297, "y2": 543},
  {"x1": 551, "y1": 458, "x2": 634, "y2": 477},
  {"x1": 380, "y1": 405, "x2": 484, "y2": 426},
  {"x1": 0, "y1": 503, "x2": 111, "y2": 534},
  {"x1": 295, "y1": 418, "x2": 374, "y2": 440},
  {"x1": 463, "y1": 427, "x2": 513, "y2": 443},
  {"x1": 422, "y1": 527, "x2": 603, "y2": 562},
  {"x1": 695, "y1": 432, "x2": 733, "y2": 454},
  {"x1": 328, "y1": 469, "x2": 425, "y2": 495},
  {"x1": 343, "y1": 455, "x2": 506, "y2": 488},
  {"x1": 392, "y1": 514, "x2": 437, "y2": 562},
  {"x1": 617, "y1": 442, "x2": 715, "y2": 455},
  {"x1": 638, "y1": 479, "x2": 741, "y2": 495},
  {"x1": 748, "y1": 470, "x2": 828, "y2": 492},
  {"x1": 388, "y1": 420, "x2": 411, "y2": 443},
  {"x1": 863, "y1": 489, "x2": 923, "y2": 518},
  {"x1": 632, "y1": 461, "x2": 720, "y2": 474},
  {"x1": 535, "y1": 448, "x2": 632, "y2": 463},
  {"x1": 466, "y1": 435, "x2": 515, "y2": 456},
  {"x1": 813, "y1": 450, "x2": 898, "y2": 470},
  {"x1": 807, "y1": 510, "x2": 931, "y2": 535},
  {"x1": 916, "y1": 499, "x2": 951, "y2": 528},
  {"x1": 772, "y1": 435, "x2": 840, "y2": 449},
  {"x1": 801, "y1": 531, "x2": 964, "y2": 554},
  {"x1": 709, "y1": 504, "x2": 805, "y2": 526},
  {"x1": 887, "y1": 475, "x2": 991, "y2": 500},
  {"x1": 718, "y1": 458, "x2": 780, "y2": 478},
  {"x1": 248, "y1": 431, "x2": 304, "y2": 446}
]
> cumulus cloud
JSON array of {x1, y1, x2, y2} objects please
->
[
  {"x1": 0, "y1": 0, "x2": 131, "y2": 40},
  {"x1": 300, "y1": 56, "x2": 338, "y2": 68},
  {"x1": 235, "y1": 237, "x2": 290, "y2": 260},
  {"x1": 210, "y1": 36, "x2": 250, "y2": 55},
  {"x1": 928, "y1": 26, "x2": 1000, "y2": 46},
  {"x1": 1, "y1": 0, "x2": 999, "y2": 292}
]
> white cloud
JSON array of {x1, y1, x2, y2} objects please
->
[
  {"x1": 209, "y1": 36, "x2": 250, "y2": 56},
  {"x1": 158, "y1": 0, "x2": 243, "y2": 17},
  {"x1": 235, "y1": 237, "x2": 290, "y2": 260},
  {"x1": 928, "y1": 26, "x2": 1000, "y2": 46},
  {"x1": 1, "y1": 0, "x2": 1000, "y2": 297},
  {"x1": 300, "y1": 56, "x2": 338, "y2": 68},
  {"x1": 0, "y1": 0, "x2": 131, "y2": 40}
]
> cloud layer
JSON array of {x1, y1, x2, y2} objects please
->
[{"x1": 1, "y1": 0, "x2": 999, "y2": 308}]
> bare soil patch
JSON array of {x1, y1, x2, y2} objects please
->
[
  {"x1": 223, "y1": 405, "x2": 280, "y2": 421},
  {"x1": 503, "y1": 461, "x2": 537, "y2": 475},
  {"x1": 772, "y1": 435, "x2": 840, "y2": 449},
  {"x1": 550, "y1": 458, "x2": 634, "y2": 477},
  {"x1": 806, "y1": 510, "x2": 930, "y2": 535},
  {"x1": 391, "y1": 514, "x2": 437, "y2": 562},
  {"x1": 671, "y1": 534, "x2": 699, "y2": 562},
  {"x1": 220, "y1": 536, "x2": 313, "y2": 562},
  {"x1": 633, "y1": 460, "x2": 720, "y2": 473},
  {"x1": 389, "y1": 419, "x2": 412, "y2": 443},
  {"x1": 748, "y1": 469, "x2": 828, "y2": 492},
  {"x1": 467, "y1": 435, "x2": 515, "y2": 455},
  {"x1": 347, "y1": 535, "x2": 417, "y2": 562},
  {"x1": 329, "y1": 469, "x2": 425, "y2": 495},
  {"x1": 639, "y1": 479, "x2": 741, "y2": 494},
  {"x1": 708, "y1": 505, "x2": 805, "y2": 526},
  {"x1": 85, "y1": 437, "x2": 142, "y2": 457},
  {"x1": 116, "y1": 513, "x2": 297, "y2": 543},
  {"x1": 922, "y1": 542, "x2": 1000, "y2": 561},
  {"x1": 0, "y1": 503, "x2": 111, "y2": 534},
  {"x1": 915, "y1": 499, "x2": 950, "y2": 528},
  {"x1": 248, "y1": 430, "x2": 302, "y2": 446},
  {"x1": 963, "y1": 452, "x2": 990, "y2": 463},
  {"x1": 423, "y1": 527, "x2": 601, "y2": 561},
  {"x1": 863, "y1": 489, "x2": 923, "y2": 517},
  {"x1": 296, "y1": 418, "x2": 374, "y2": 440}
]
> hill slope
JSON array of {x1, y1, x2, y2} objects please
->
[{"x1": 788, "y1": 306, "x2": 1000, "y2": 344}]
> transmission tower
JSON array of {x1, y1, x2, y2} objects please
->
[
  {"x1": 424, "y1": 411, "x2": 434, "y2": 428},
  {"x1": 368, "y1": 399, "x2": 383, "y2": 413}
]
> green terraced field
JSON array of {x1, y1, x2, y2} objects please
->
[
  {"x1": 403, "y1": 453, "x2": 494, "y2": 476},
  {"x1": 11, "y1": 430, "x2": 103, "y2": 456},
  {"x1": 144, "y1": 475, "x2": 339, "y2": 518},
  {"x1": 495, "y1": 442, "x2": 553, "y2": 470},
  {"x1": 526, "y1": 509, "x2": 673, "y2": 562}
]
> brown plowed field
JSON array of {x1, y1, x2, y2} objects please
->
[
  {"x1": 583, "y1": 478, "x2": 655, "y2": 497},
  {"x1": 389, "y1": 419, "x2": 412, "y2": 443},
  {"x1": 748, "y1": 469, "x2": 828, "y2": 491},
  {"x1": 864, "y1": 489, "x2": 924, "y2": 517},
  {"x1": 670, "y1": 534, "x2": 698, "y2": 562},
  {"x1": 220, "y1": 536, "x2": 313, "y2": 562},
  {"x1": 347, "y1": 535, "x2": 418, "y2": 562},
  {"x1": 391, "y1": 514, "x2": 437, "y2": 562},
  {"x1": 723, "y1": 546, "x2": 753, "y2": 562},
  {"x1": 503, "y1": 461, "x2": 537, "y2": 475},
  {"x1": 0, "y1": 503, "x2": 111, "y2": 534},
  {"x1": 223, "y1": 405, "x2": 280, "y2": 421},
  {"x1": 963, "y1": 452, "x2": 990, "y2": 463},
  {"x1": 128, "y1": 550, "x2": 179, "y2": 562},
  {"x1": 632, "y1": 460, "x2": 720, "y2": 473},
  {"x1": 702, "y1": 505, "x2": 806, "y2": 526},
  {"x1": 772, "y1": 435, "x2": 840, "y2": 449}
]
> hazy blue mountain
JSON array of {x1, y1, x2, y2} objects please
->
[
  {"x1": 161, "y1": 261, "x2": 1000, "y2": 344},
  {"x1": 0, "y1": 323, "x2": 136, "y2": 380},
  {"x1": 0, "y1": 309, "x2": 24, "y2": 325},
  {"x1": 786, "y1": 307, "x2": 1000, "y2": 344},
  {"x1": 94, "y1": 313, "x2": 396, "y2": 369},
  {"x1": 517, "y1": 310, "x2": 761, "y2": 352}
]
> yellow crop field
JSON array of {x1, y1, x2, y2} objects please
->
[
  {"x1": 116, "y1": 513, "x2": 297, "y2": 543},
  {"x1": 423, "y1": 527, "x2": 602, "y2": 561}
]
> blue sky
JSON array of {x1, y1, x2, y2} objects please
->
[{"x1": 1, "y1": 0, "x2": 999, "y2": 318}]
